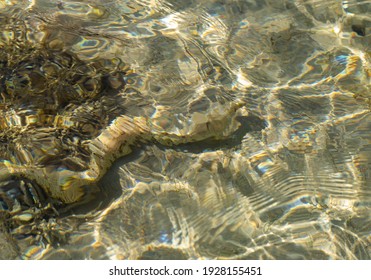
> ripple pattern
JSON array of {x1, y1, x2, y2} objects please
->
[{"x1": 0, "y1": 0, "x2": 370, "y2": 259}]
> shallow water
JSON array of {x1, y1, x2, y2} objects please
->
[{"x1": 0, "y1": 0, "x2": 370, "y2": 259}]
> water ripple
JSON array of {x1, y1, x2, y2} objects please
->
[{"x1": 1, "y1": 0, "x2": 370, "y2": 260}]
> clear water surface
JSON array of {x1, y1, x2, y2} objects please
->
[{"x1": 0, "y1": 0, "x2": 370, "y2": 259}]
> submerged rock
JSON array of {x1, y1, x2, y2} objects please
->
[{"x1": 0, "y1": 13, "x2": 245, "y2": 207}]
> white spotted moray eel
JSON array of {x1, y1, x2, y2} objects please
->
[{"x1": 0, "y1": 23, "x2": 245, "y2": 212}]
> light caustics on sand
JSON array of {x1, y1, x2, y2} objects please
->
[{"x1": 0, "y1": 0, "x2": 370, "y2": 260}]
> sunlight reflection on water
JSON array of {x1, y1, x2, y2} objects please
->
[{"x1": 0, "y1": 0, "x2": 370, "y2": 260}]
